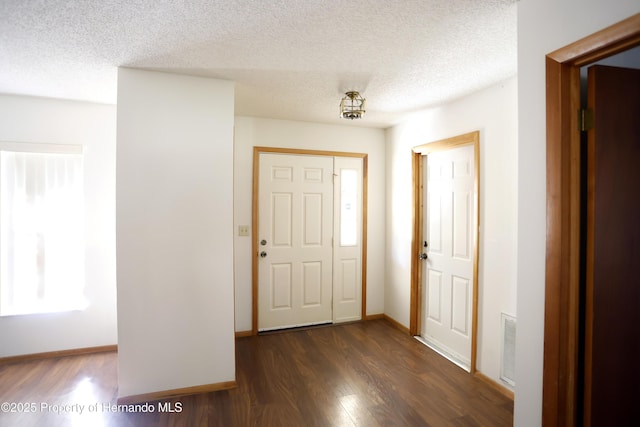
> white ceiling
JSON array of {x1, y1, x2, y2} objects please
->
[{"x1": 0, "y1": 0, "x2": 517, "y2": 128}]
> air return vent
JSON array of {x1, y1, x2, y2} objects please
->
[{"x1": 500, "y1": 313, "x2": 516, "y2": 386}]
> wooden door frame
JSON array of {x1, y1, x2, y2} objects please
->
[
  {"x1": 251, "y1": 146, "x2": 368, "y2": 335},
  {"x1": 542, "y1": 13, "x2": 640, "y2": 427},
  {"x1": 409, "y1": 131, "x2": 480, "y2": 374}
]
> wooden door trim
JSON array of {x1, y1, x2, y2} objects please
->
[
  {"x1": 543, "y1": 13, "x2": 640, "y2": 427},
  {"x1": 252, "y1": 146, "x2": 368, "y2": 335},
  {"x1": 409, "y1": 130, "x2": 480, "y2": 374}
]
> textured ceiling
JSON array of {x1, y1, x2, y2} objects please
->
[{"x1": 0, "y1": 0, "x2": 517, "y2": 128}]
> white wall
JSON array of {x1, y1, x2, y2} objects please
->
[
  {"x1": 116, "y1": 69, "x2": 235, "y2": 397},
  {"x1": 385, "y1": 77, "x2": 518, "y2": 386},
  {"x1": 515, "y1": 1, "x2": 640, "y2": 425},
  {"x1": 0, "y1": 94, "x2": 117, "y2": 357},
  {"x1": 233, "y1": 116, "x2": 386, "y2": 332}
]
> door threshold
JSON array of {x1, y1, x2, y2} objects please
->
[
  {"x1": 258, "y1": 321, "x2": 333, "y2": 335},
  {"x1": 414, "y1": 335, "x2": 470, "y2": 372}
]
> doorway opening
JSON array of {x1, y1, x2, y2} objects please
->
[
  {"x1": 543, "y1": 13, "x2": 640, "y2": 427},
  {"x1": 409, "y1": 131, "x2": 480, "y2": 374}
]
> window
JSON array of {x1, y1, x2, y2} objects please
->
[
  {"x1": 0, "y1": 149, "x2": 86, "y2": 316},
  {"x1": 340, "y1": 168, "x2": 358, "y2": 246}
]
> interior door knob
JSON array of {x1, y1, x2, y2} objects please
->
[
  {"x1": 260, "y1": 251, "x2": 267, "y2": 258},
  {"x1": 419, "y1": 253, "x2": 428, "y2": 260}
]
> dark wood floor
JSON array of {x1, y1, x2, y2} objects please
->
[{"x1": 0, "y1": 320, "x2": 513, "y2": 426}]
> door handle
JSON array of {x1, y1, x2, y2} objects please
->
[
  {"x1": 260, "y1": 251, "x2": 267, "y2": 258},
  {"x1": 419, "y1": 253, "x2": 428, "y2": 260}
]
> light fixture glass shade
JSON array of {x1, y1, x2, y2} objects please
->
[{"x1": 340, "y1": 91, "x2": 366, "y2": 119}]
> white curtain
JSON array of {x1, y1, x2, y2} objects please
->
[{"x1": 0, "y1": 151, "x2": 85, "y2": 316}]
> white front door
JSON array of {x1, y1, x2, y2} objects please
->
[
  {"x1": 421, "y1": 144, "x2": 475, "y2": 369},
  {"x1": 258, "y1": 153, "x2": 334, "y2": 331}
]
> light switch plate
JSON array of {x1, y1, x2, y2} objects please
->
[{"x1": 238, "y1": 225, "x2": 250, "y2": 236}]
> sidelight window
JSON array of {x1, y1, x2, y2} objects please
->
[{"x1": 339, "y1": 168, "x2": 358, "y2": 246}]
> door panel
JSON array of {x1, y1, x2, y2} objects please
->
[
  {"x1": 302, "y1": 262, "x2": 322, "y2": 306},
  {"x1": 272, "y1": 193, "x2": 292, "y2": 246},
  {"x1": 427, "y1": 270, "x2": 442, "y2": 322},
  {"x1": 453, "y1": 193, "x2": 471, "y2": 258},
  {"x1": 421, "y1": 144, "x2": 475, "y2": 368},
  {"x1": 259, "y1": 153, "x2": 333, "y2": 331},
  {"x1": 271, "y1": 263, "x2": 292, "y2": 309},
  {"x1": 585, "y1": 65, "x2": 640, "y2": 426},
  {"x1": 302, "y1": 193, "x2": 323, "y2": 245},
  {"x1": 428, "y1": 188, "x2": 443, "y2": 254},
  {"x1": 451, "y1": 276, "x2": 469, "y2": 335}
]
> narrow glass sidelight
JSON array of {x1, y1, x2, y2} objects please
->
[
  {"x1": 339, "y1": 169, "x2": 358, "y2": 246},
  {"x1": 332, "y1": 156, "x2": 364, "y2": 324}
]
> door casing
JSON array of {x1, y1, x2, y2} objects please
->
[
  {"x1": 252, "y1": 146, "x2": 368, "y2": 335},
  {"x1": 409, "y1": 131, "x2": 480, "y2": 374},
  {"x1": 543, "y1": 14, "x2": 640, "y2": 427}
]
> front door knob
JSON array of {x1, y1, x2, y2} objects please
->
[
  {"x1": 419, "y1": 253, "x2": 428, "y2": 260},
  {"x1": 260, "y1": 251, "x2": 267, "y2": 258}
]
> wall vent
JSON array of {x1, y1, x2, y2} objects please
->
[{"x1": 500, "y1": 313, "x2": 516, "y2": 386}]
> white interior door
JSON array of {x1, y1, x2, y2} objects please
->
[
  {"x1": 421, "y1": 144, "x2": 475, "y2": 369},
  {"x1": 258, "y1": 153, "x2": 334, "y2": 331}
]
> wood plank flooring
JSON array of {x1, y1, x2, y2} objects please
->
[{"x1": 0, "y1": 319, "x2": 513, "y2": 426}]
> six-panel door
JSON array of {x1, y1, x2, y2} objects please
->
[
  {"x1": 421, "y1": 144, "x2": 475, "y2": 368},
  {"x1": 258, "y1": 153, "x2": 334, "y2": 331}
]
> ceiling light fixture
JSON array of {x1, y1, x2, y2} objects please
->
[{"x1": 340, "y1": 91, "x2": 366, "y2": 120}]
